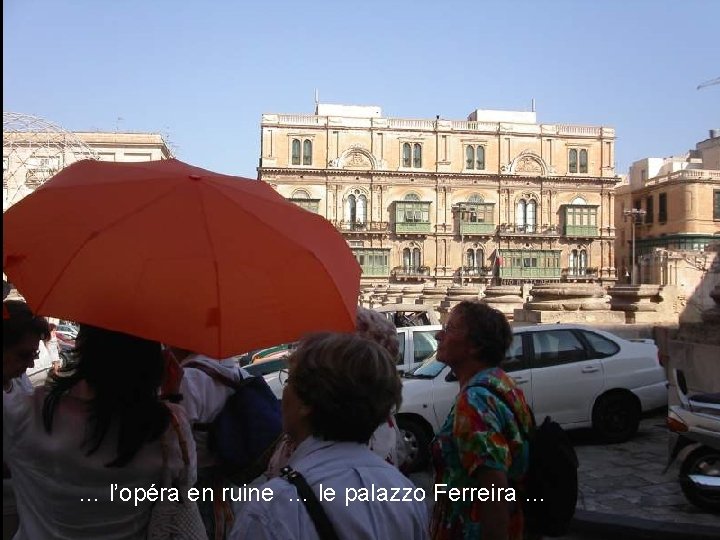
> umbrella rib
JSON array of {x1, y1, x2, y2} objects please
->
[
  {"x1": 195, "y1": 182, "x2": 223, "y2": 356},
  {"x1": 33, "y1": 183, "x2": 182, "y2": 314}
]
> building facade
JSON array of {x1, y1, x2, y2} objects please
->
[
  {"x1": 3, "y1": 127, "x2": 171, "y2": 211},
  {"x1": 259, "y1": 104, "x2": 619, "y2": 293},
  {"x1": 614, "y1": 130, "x2": 720, "y2": 283}
]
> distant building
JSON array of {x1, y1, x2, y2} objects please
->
[
  {"x1": 259, "y1": 103, "x2": 620, "y2": 297},
  {"x1": 3, "y1": 115, "x2": 171, "y2": 211},
  {"x1": 614, "y1": 130, "x2": 720, "y2": 283}
]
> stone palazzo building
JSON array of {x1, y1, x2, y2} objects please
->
[
  {"x1": 259, "y1": 104, "x2": 620, "y2": 294},
  {"x1": 615, "y1": 130, "x2": 720, "y2": 280}
]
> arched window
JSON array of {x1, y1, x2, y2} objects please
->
[
  {"x1": 402, "y1": 143, "x2": 412, "y2": 167},
  {"x1": 292, "y1": 189, "x2": 310, "y2": 199},
  {"x1": 413, "y1": 144, "x2": 422, "y2": 168},
  {"x1": 303, "y1": 139, "x2": 312, "y2": 166},
  {"x1": 571, "y1": 196, "x2": 586, "y2": 205},
  {"x1": 413, "y1": 248, "x2": 421, "y2": 270},
  {"x1": 466, "y1": 248, "x2": 476, "y2": 268},
  {"x1": 476, "y1": 247, "x2": 485, "y2": 268},
  {"x1": 468, "y1": 194, "x2": 483, "y2": 203},
  {"x1": 403, "y1": 248, "x2": 411, "y2": 270},
  {"x1": 405, "y1": 192, "x2": 420, "y2": 201},
  {"x1": 345, "y1": 194, "x2": 356, "y2": 223},
  {"x1": 579, "y1": 149, "x2": 588, "y2": 173},
  {"x1": 291, "y1": 139, "x2": 301, "y2": 165},
  {"x1": 476, "y1": 146, "x2": 485, "y2": 170},
  {"x1": 516, "y1": 199, "x2": 526, "y2": 228},
  {"x1": 568, "y1": 148, "x2": 578, "y2": 174},
  {"x1": 569, "y1": 249, "x2": 588, "y2": 275},
  {"x1": 516, "y1": 198, "x2": 537, "y2": 232},
  {"x1": 466, "y1": 146, "x2": 474, "y2": 169},
  {"x1": 526, "y1": 200, "x2": 536, "y2": 232},
  {"x1": 356, "y1": 194, "x2": 367, "y2": 224}
]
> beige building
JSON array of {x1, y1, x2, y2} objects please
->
[
  {"x1": 615, "y1": 130, "x2": 720, "y2": 283},
  {"x1": 3, "y1": 126, "x2": 171, "y2": 211},
  {"x1": 259, "y1": 104, "x2": 620, "y2": 293}
]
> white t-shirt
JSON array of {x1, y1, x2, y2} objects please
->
[
  {"x1": 179, "y1": 354, "x2": 250, "y2": 468},
  {"x1": 3, "y1": 383, "x2": 195, "y2": 540}
]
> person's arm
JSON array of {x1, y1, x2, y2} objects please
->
[
  {"x1": 453, "y1": 389, "x2": 512, "y2": 540},
  {"x1": 476, "y1": 467, "x2": 510, "y2": 540}
]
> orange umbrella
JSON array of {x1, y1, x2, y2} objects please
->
[{"x1": 3, "y1": 159, "x2": 360, "y2": 357}]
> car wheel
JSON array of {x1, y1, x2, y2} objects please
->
[
  {"x1": 679, "y1": 446, "x2": 720, "y2": 512},
  {"x1": 592, "y1": 392, "x2": 640, "y2": 443},
  {"x1": 396, "y1": 416, "x2": 431, "y2": 473}
]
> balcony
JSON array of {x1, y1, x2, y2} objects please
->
[
  {"x1": 564, "y1": 225, "x2": 599, "y2": 238},
  {"x1": 395, "y1": 221, "x2": 432, "y2": 235},
  {"x1": 562, "y1": 267, "x2": 599, "y2": 281},
  {"x1": 460, "y1": 266, "x2": 494, "y2": 279},
  {"x1": 359, "y1": 265, "x2": 390, "y2": 277},
  {"x1": 392, "y1": 266, "x2": 431, "y2": 281},
  {"x1": 499, "y1": 267, "x2": 562, "y2": 279},
  {"x1": 334, "y1": 220, "x2": 389, "y2": 234},
  {"x1": 459, "y1": 222, "x2": 496, "y2": 236},
  {"x1": 498, "y1": 224, "x2": 560, "y2": 237}
]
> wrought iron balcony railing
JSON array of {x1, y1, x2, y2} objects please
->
[
  {"x1": 334, "y1": 220, "x2": 389, "y2": 233},
  {"x1": 498, "y1": 224, "x2": 560, "y2": 236},
  {"x1": 392, "y1": 266, "x2": 431, "y2": 278}
]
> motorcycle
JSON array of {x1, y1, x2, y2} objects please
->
[{"x1": 666, "y1": 369, "x2": 720, "y2": 512}]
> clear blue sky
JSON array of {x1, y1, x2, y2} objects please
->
[{"x1": 3, "y1": 0, "x2": 718, "y2": 178}]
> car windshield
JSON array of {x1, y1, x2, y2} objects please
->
[{"x1": 404, "y1": 354, "x2": 446, "y2": 379}]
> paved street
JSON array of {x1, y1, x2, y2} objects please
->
[{"x1": 411, "y1": 410, "x2": 720, "y2": 537}]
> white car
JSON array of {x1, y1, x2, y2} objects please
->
[
  {"x1": 263, "y1": 325, "x2": 442, "y2": 398},
  {"x1": 397, "y1": 324, "x2": 668, "y2": 471}
]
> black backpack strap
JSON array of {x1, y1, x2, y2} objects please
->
[{"x1": 280, "y1": 466, "x2": 340, "y2": 540}]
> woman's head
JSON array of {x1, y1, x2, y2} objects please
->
[
  {"x1": 3, "y1": 300, "x2": 50, "y2": 381},
  {"x1": 355, "y1": 307, "x2": 400, "y2": 360},
  {"x1": 73, "y1": 325, "x2": 165, "y2": 398},
  {"x1": 437, "y1": 301, "x2": 512, "y2": 368},
  {"x1": 43, "y1": 324, "x2": 169, "y2": 467},
  {"x1": 282, "y1": 333, "x2": 401, "y2": 444}
]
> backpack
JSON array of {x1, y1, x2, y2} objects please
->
[
  {"x1": 185, "y1": 362, "x2": 283, "y2": 485},
  {"x1": 474, "y1": 384, "x2": 579, "y2": 537}
]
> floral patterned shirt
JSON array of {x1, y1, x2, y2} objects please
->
[{"x1": 430, "y1": 367, "x2": 533, "y2": 540}]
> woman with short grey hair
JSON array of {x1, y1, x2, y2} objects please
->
[{"x1": 232, "y1": 333, "x2": 428, "y2": 540}]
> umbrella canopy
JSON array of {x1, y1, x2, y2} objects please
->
[{"x1": 3, "y1": 159, "x2": 360, "y2": 357}]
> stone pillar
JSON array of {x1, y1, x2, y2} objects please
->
[
  {"x1": 384, "y1": 284, "x2": 404, "y2": 305},
  {"x1": 369, "y1": 285, "x2": 388, "y2": 308},
  {"x1": 481, "y1": 285, "x2": 524, "y2": 320},
  {"x1": 401, "y1": 284, "x2": 424, "y2": 304},
  {"x1": 515, "y1": 283, "x2": 624, "y2": 323},
  {"x1": 669, "y1": 282, "x2": 720, "y2": 397},
  {"x1": 608, "y1": 284, "x2": 678, "y2": 324},
  {"x1": 438, "y1": 285, "x2": 481, "y2": 322},
  {"x1": 419, "y1": 285, "x2": 447, "y2": 312}
]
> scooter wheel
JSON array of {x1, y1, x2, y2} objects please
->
[{"x1": 679, "y1": 446, "x2": 720, "y2": 512}]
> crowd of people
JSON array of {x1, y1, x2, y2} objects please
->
[{"x1": 3, "y1": 298, "x2": 533, "y2": 540}]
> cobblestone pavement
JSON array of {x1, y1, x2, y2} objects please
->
[
  {"x1": 410, "y1": 410, "x2": 720, "y2": 535},
  {"x1": 571, "y1": 411, "x2": 719, "y2": 529}
]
